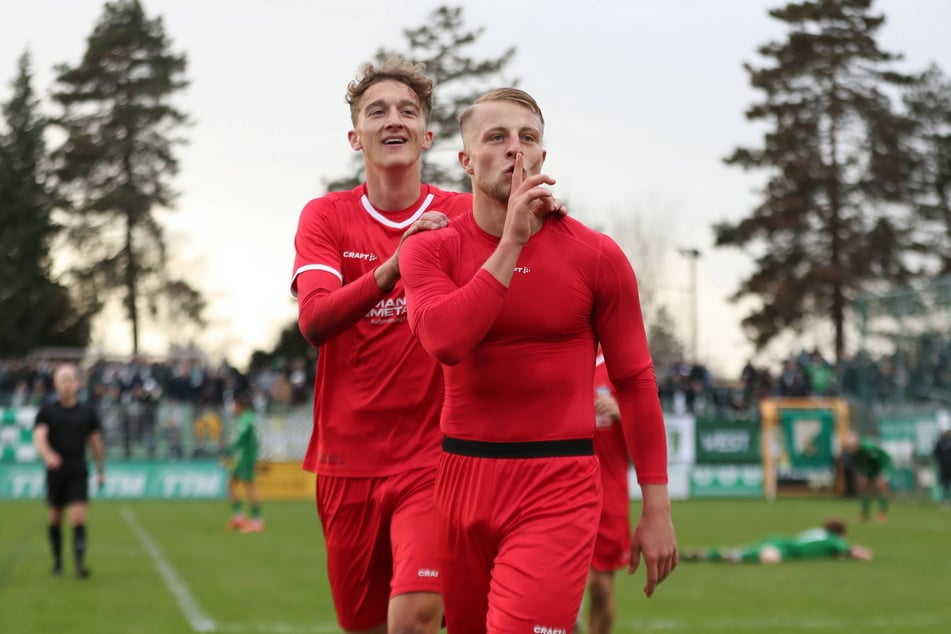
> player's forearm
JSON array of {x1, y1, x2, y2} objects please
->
[
  {"x1": 639, "y1": 484, "x2": 672, "y2": 516},
  {"x1": 480, "y1": 237, "x2": 523, "y2": 287},
  {"x1": 616, "y1": 368, "x2": 668, "y2": 485},
  {"x1": 373, "y1": 256, "x2": 401, "y2": 293},
  {"x1": 33, "y1": 428, "x2": 54, "y2": 462},
  {"x1": 409, "y1": 269, "x2": 507, "y2": 365},
  {"x1": 297, "y1": 272, "x2": 385, "y2": 346},
  {"x1": 90, "y1": 434, "x2": 105, "y2": 472}
]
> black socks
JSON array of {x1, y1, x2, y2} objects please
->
[
  {"x1": 48, "y1": 524, "x2": 62, "y2": 574},
  {"x1": 73, "y1": 524, "x2": 88, "y2": 576}
]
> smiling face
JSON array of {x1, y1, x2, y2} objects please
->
[
  {"x1": 459, "y1": 97, "x2": 546, "y2": 203},
  {"x1": 348, "y1": 79, "x2": 433, "y2": 173}
]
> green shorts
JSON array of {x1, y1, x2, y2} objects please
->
[{"x1": 231, "y1": 460, "x2": 256, "y2": 483}]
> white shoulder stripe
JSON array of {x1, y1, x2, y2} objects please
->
[
  {"x1": 290, "y1": 264, "x2": 343, "y2": 297},
  {"x1": 361, "y1": 193, "x2": 434, "y2": 229}
]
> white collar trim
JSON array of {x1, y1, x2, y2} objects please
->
[{"x1": 360, "y1": 192, "x2": 434, "y2": 229}]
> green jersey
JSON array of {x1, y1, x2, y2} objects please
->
[
  {"x1": 228, "y1": 411, "x2": 258, "y2": 481},
  {"x1": 740, "y1": 528, "x2": 851, "y2": 562},
  {"x1": 851, "y1": 437, "x2": 892, "y2": 477}
]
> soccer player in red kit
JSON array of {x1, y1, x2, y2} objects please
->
[
  {"x1": 579, "y1": 352, "x2": 634, "y2": 634},
  {"x1": 290, "y1": 57, "x2": 471, "y2": 633},
  {"x1": 399, "y1": 88, "x2": 678, "y2": 633}
]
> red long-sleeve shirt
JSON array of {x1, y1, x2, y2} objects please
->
[{"x1": 399, "y1": 211, "x2": 668, "y2": 484}]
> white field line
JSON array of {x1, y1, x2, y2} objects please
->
[
  {"x1": 621, "y1": 614, "x2": 944, "y2": 630},
  {"x1": 121, "y1": 505, "x2": 339, "y2": 633},
  {"x1": 120, "y1": 505, "x2": 217, "y2": 633}
]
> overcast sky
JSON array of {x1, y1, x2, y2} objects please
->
[{"x1": 2, "y1": 0, "x2": 949, "y2": 376}]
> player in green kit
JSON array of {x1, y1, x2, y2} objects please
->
[
  {"x1": 222, "y1": 391, "x2": 263, "y2": 533},
  {"x1": 682, "y1": 519, "x2": 872, "y2": 563},
  {"x1": 844, "y1": 431, "x2": 893, "y2": 523}
]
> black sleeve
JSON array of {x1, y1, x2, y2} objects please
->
[{"x1": 34, "y1": 405, "x2": 50, "y2": 430}]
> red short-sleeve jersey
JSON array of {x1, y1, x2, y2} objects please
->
[{"x1": 291, "y1": 184, "x2": 471, "y2": 477}]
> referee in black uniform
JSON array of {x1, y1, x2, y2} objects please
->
[{"x1": 32, "y1": 363, "x2": 105, "y2": 578}]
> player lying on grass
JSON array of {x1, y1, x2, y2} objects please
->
[{"x1": 681, "y1": 519, "x2": 872, "y2": 563}]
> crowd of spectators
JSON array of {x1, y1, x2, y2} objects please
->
[
  {"x1": 4, "y1": 335, "x2": 951, "y2": 459},
  {"x1": 0, "y1": 353, "x2": 315, "y2": 461},
  {"x1": 658, "y1": 337, "x2": 951, "y2": 418}
]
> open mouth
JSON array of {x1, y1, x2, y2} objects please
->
[{"x1": 383, "y1": 138, "x2": 407, "y2": 146}]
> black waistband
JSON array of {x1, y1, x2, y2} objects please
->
[{"x1": 442, "y1": 436, "x2": 594, "y2": 459}]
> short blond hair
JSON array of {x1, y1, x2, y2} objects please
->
[
  {"x1": 346, "y1": 55, "x2": 434, "y2": 125},
  {"x1": 458, "y1": 87, "x2": 545, "y2": 142}
]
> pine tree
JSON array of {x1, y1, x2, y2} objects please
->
[
  {"x1": 716, "y1": 0, "x2": 920, "y2": 359},
  {"x1": 324, "y1": 5, "x2": 516, "y2": 192},
  {"x1": 0, "y1": 52, "x2": 91, "y2": 355},
  {"x1": 51, "y1": 0, "x2": 203, "y2": 354},
  {"x1": 904, "y1": 64, "x2": 951, "y2": 274}
]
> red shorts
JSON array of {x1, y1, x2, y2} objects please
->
[
  {"x1": 591, "y1": 513, "x2": 631, "y2": 572},
  {"x1": 435, "y1": 452, "x2": 601, "y2": 634},
  {"x1": 316, "y1": 466, "x2": 440, "y2": 631}
]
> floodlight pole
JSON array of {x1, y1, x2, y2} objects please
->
[{"x1": 678, "y1": 247, "x2": 701, "y2": 362}]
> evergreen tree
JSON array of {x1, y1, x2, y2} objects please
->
[
  {"x1": 715, "y1": 0, "x2": 920, "y2": 359},
  {"x1": 324, "y1": 5, "x2": 517, "y2": 192},
  {"x1": 904, "y1": 64, "x2": 951, "y2": 274},
  {"x1": 51, "y1": 0, "x2": 204, "y2": 354},
  {"x1": 0, "y1": 52, "x2": 91, "y2": 355}
]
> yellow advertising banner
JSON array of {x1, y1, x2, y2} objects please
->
[{"x1": 244, "y1": 461, "x2": 315, "y2": 501}]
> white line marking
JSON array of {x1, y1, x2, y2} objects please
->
[{"x1": 121, "y1": 506, "x2": 217, "y2": 633}]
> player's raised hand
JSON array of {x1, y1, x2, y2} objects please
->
[{"x1": 503, "y1": 152, "x2": 556, "y2": 245}]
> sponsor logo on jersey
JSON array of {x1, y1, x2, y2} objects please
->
[
  {"x1": 513, "y1": 266, "x2": 532, "y2": 274},
  {"x1": 343, "y1": 250, "x2": 378, "y2": 262},
  {"x1": 533, "y1": 627, "x2": 567, "y2": 634},
  {"x1": 367, "y1": 297, "x2": 407, "y2": 325},
  {"x1": 417, "y1": 568, "x2": 439, "y2": 578}
]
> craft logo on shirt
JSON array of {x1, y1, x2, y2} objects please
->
[
  {"x1": 343, "y1": 250, "x2": 378, "y2": 262},
  {"x1": 533, "y1": 627, "x2": 567, "y2": 634},
  {"x1": 417, "y1": 568, "x2": 439, "y2": 578},
  {"x1": 513, "y1": 265, "x2": 532, "y2": 274},
  {"x1": 367, "y1": 297, "x2": 407, "y2": 325}
]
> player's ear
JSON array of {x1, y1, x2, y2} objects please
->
[
  {"x1": 459, "y1": 150, "x2": 474, "y2": 175},
  {"x1": 421, "y1": 130, "x2": 433, "y2": 150},
  {"x1": 348, "y1": 130, "x2": 362, "y2": 152}
]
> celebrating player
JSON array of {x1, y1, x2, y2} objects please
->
[{"x1": 399, "y1": 87, "x2": 677, "y2": 633}]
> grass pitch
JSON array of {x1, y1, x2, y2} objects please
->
[{"x1": 0, "y1": 497, "x2": 947, "y2": 633}]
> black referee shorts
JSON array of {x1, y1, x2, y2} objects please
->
[{"x1": 46, "y1": 466, "x2": 89, "y2": 507}]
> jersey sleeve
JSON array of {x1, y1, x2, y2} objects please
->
[
  {"x1": 400, "y1": 230, "x2": 507, "y2": 365},
  {"x1": 87, "y1": 406, "x2": 102, "y2": 434},
  {"x1": 34, "y1": 405, "x2": 50, "y2": 429},
  {"x1": 292, "y1": 197, "x2": 387, "y2": 347},
  {"x1": 592, "y1": 235, "x2": 667, "y2": 485}
]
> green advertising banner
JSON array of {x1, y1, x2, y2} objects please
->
[
  {"x1": 689, "y1": 465, "x2": 763, "y2": 498},
  {"x1": 0, "y1": 461, "x2": 227, "y2": 499},
  {"x1": 780, "y1": 409, "x2": 834, "y2": 468},
  {"x1": 694, "y1": 418, "x2": 761, "y2": 464},
  {"x1": 772, "y1": 408, "x2": 837, "y2": 491}
]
